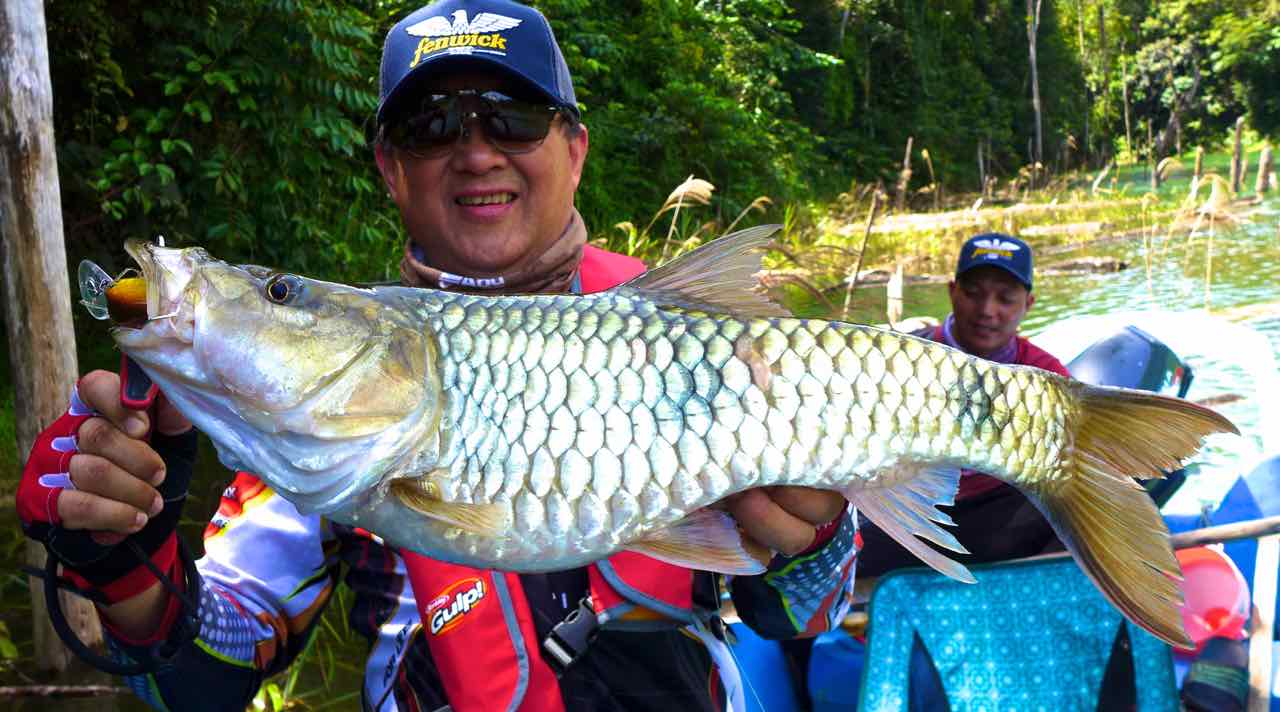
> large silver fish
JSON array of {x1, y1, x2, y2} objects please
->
[{"x1": 107, "y1": 227, "x2": 1236, "y2": 648}]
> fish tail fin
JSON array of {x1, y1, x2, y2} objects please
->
[{"x1": 1028, "y1": 385, "x2": 1238, "y2": 650}]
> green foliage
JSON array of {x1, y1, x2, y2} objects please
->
[
  {"x1": 1066, "y1": 0, "x2": 1280, "y2": 162},
  {"x1": 539, "y1": 0, "x2": 836, "y2": 241},
  {"x1": 47, "y1": 0, "x2": 401, "y2": 282},
  {"x1": 43, "y1": 0, "x2": 1280, "y2": 276}
]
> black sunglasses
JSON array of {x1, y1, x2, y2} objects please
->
[{"x1": 383, "y1": 89, "x2": 567, "y2": 158}]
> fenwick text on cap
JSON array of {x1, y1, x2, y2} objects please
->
[{"x1": 378, "y1": 0, "x2": 579, "y2": 125}]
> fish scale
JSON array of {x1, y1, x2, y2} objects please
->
[
  {"x1": 422, "y1": 290, "x2": 1076, "y2": 563},
  {"x1": 109, "y1": 227, "x2": 1238, "y2": 648}
]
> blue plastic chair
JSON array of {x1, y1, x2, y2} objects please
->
[{"x1": 857, "y1": 556, "x2": 1180, "y2": 711}]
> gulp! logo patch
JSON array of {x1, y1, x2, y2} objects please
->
[
  {"x1": 406, "y1": 10, "x2": 522, "y2": 68},
  {"x1": 427, "y1": 577, "x2": 488, "y2": 636},
  {"x1": 970, "y1": 237, "x2": 1022, "y2": 260}
]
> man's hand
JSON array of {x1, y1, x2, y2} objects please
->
[
  {"x1": 721, "y1": 486, "x2": 848, "y2": 557},
  {"x1": 17, "y1": 369, "x2": 198, "y2": 636},
  {"x1": 17, "y1": 368, "x2": 193, "y2": 548},
  {"x1": 54, "y1": 369, "x2": 193, "y2": 540}
]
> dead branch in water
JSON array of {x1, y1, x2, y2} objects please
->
[{"x1": 842, "y1": 190, "x2": 882, "y2": 320}]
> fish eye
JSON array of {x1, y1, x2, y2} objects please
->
[{"x1": 265, "y1": 274, "x2": 302, "y2": 304}]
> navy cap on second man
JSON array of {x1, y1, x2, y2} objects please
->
[
  {"x1": 954, "y1": 233, "x2": 1034, "y2": 290},
  {"x1": 377, "y1": 0, "x2": 579, "y2": 125}
]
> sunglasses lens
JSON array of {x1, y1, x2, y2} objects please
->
[
  {"x1": 480, "y1": 93, "x2": 557, "y2": 152},
  {"x1": 390, "y1": 95, "x2": 460, "y2": 157},
  {"x1": 387, "y1": 91, "x2": 561, "y2": 157}
]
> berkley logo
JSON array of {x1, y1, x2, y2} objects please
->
[
  {"x1": 406, "y1": 10, "x2": 522, "y2": 68},
  {"x1": 427, "y1": 577, "x2": 488, "y2": 636},
  {"x1": 970, "y1": 237, "x2": 1022, "y2": 260}
]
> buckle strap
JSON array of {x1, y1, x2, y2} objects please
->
[{"x1": 541, "y1": 597, "x2": 598, "y2": 678}]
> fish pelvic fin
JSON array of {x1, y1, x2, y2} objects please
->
[
  {"x1": 627, "y1": 508, "x2": 771, "y2": 575},
  {"x1": 1028, "y1": 384, "x2": 1238, "y2": 650},
  {"x1": 846, "y1": 462, "x2": 976, "y2": 584},
  {"x1": 619, "y1": 224, "x2": 791, "y2": 318},
  {"x1": 389, "y1": 478, "x2": 510, "y2": 537}
]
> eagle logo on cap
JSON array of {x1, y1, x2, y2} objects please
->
[
  {"x1": 972, "y1": 238, "x2": 1022, "y2": 252},
  {"x1": 406, "y1": 10, "x2": 522, "y2": 37},
  {"x1": 970, "y1": 237, "x2": 1022, "y2": 260}
]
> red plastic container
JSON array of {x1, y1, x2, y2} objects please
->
[{"x1": 1175, "y1": 545, "x2": 1251, "y2": 656}]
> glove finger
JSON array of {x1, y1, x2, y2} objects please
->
[
  {"x1": 55, "y1": 488, "x2": 148, "y2": 534},
  {"x1": 69, "y1": 453, "x2": 163, "y2": 518}
]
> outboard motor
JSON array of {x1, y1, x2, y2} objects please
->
[{"x1": 1067, "y1": 325, "x2": 1194, "y2": 506}]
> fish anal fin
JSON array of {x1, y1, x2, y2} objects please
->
[
  {"x1": 389, "y1": 478, "x2": 509, "y2": 536},
  {"x1": 847, "y1": 461, "x2": 976, "y2": 584},
  {"x1": 620, "y1": 225, "x2": 789, "y2": 318},
  {"x1": 627, "y1": 508, "x2": 770, "y2": 575}
]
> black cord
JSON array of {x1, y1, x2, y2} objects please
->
[{"x1": 41, "y1": 536, "x2": 203, "y2": 676}]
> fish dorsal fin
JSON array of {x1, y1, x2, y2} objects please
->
[{"x1": 620, "y1": 224, "x2": 790, "y2": 318}]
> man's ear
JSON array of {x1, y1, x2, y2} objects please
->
[
  {"x1": 567, "y1": 123, "x2": 589, "y2": 191},
  {"x1": 1025, "y1": 291, "x2": 1036, "y2": 311},
  {"x1": 375, "y1": 143, "x2": 406, "y2": 202}
]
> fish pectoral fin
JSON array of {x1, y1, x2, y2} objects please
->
[
  {"x1": 388, "y1": 479, "x2": 509, "y2": 536},
  {"x1": 846, "y1": 462, "x2": 976, "y2": 584},
  {"x1": 618, "y1": 224, "x2": 790, "y2": 318},
  {"x1": 626, "y1": 508, "x2": 771, "y2": 576}
]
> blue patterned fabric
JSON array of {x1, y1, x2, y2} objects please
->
[{"x1": 859, "y1": 556, "x2": 1179, "y2": 712}]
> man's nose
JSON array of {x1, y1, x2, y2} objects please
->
[
  {"x1": 976, "y1": 294, "x2": 1000, "y2": 317},
  {"x1": 449, "y1": 118, "x2": 507, "y2": 171}
]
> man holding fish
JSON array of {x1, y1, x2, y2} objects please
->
[{"x1": 17, "y1": 1, "x2": 858, "y2": 710}]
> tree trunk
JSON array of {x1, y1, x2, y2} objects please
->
[
  {"x1": 1148, "y1": 120, "x2": 1159, "y2": 191},
  {"x1": 1256, "y1": 145, "x2": 1273, "y2": 196},
  {"x1": 837, "y1": 0, "x2": 853, "y2": 48},
  {"x1": 977, "y1": 140, "x2": 986, "y2": 195},
  {"x1": 1122, "y1": 57, "x2": 1134, "y2": 161},
  {"x1": 895, "y1": 136, "x2": 913, "y2": 211},
  {"x1": 1027, "y1": 0, "x2": 1044, "y2": 175},
  {"x1": 1, "y1": 0, "x2": 103, "y2": 669},
  {"x1": 1193, "y1": 145, "x2": 1205, "y2": 195},
  {"x1": 1097, "y1": 5, "x2": 1110, "y2": 152},
  {"x1": 1155, "y1": 65, "x2": 1200, "y2": 158},
  {"x1": 1232, "y1": 116, "x2": 1246, "y2": 194},
  {"x1": 1076, "y1": 0, "x2": 1090, "y2": 165}
]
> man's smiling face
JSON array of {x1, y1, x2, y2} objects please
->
[
  {"x1": 947, "y1": 266, "x2": 1035, "y2": 358},
  {"x1": 377, "y1": 70, "x2": 588, "y2": 276}
]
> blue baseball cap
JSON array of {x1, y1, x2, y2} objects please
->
[
  {"x1": 955, "y1": 232, "x2": 1034, "y2": 290},
  {"x1": 377, "y1": 0, "x2": 579, "y2": 125}
]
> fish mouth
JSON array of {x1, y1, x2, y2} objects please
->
[
  {"x1": 111, "y1": 240, "x2": 204, "y2": 356},
  {"x1": 121, "y1": 238, "x2": 199, "y2": 329}
]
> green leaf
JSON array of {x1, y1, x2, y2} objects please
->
[{"x1": 0, "y1": 622, "x2": 18, "y2": 659}]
